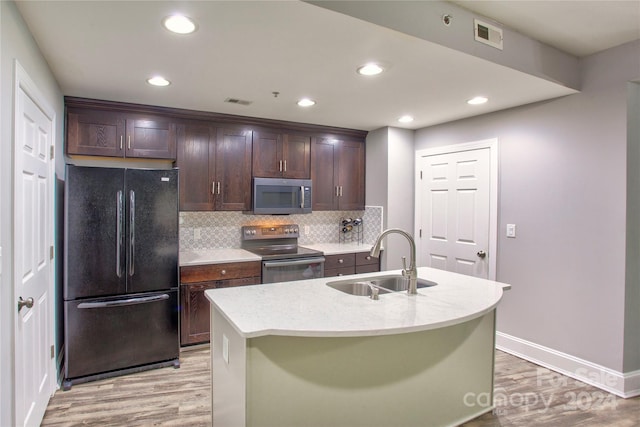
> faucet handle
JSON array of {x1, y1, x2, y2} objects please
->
[{"x1": 401, "y1": 256, "x2": 407, "y2": 272}]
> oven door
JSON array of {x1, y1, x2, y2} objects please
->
[{"x1": 262, "y1": 257, "x2": 325, "y2": 284}]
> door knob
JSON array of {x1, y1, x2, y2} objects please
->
[
  {"x1": 18, "y1": 296, "x2": 34, "y2": 311},
  {"x1": 477, "y1": 250, "x2": 487, "y2": 259}
]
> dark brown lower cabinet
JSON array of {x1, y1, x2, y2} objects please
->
[
  {"x1": 324, "y1": 251, "x2": 380, "y2": 277},
  {"x1": 180, "y1": 261, "x2": 260, "y2": 346}
]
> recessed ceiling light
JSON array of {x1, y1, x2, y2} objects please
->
[
  {"x1": 467, "y1": 96, "x2": 488, "y2": 105},
  {"x1": 163, "y1": 15, "x2": 197, "y2": 34},
  {"x1": 147, "y1": 76, "x2": 171, "y2": 87},
  {"x1": 297, "y1": 98, "x2": 316, "y2": 107},
  {"x1": 398, "y1": 115, "x2": 414, "y2": 123},
  {"x1": 357, "y1": 63, "x2": 384, "y2": 76}
]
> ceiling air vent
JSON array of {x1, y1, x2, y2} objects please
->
[
  {"x1": 474, "y1": 19, "x2": 503, "y2": 50},
  {"x1": 224, "y1": 97, "x2": 253, "y2": 106}
]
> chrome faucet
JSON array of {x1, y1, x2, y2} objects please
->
[{"x1": 370, "y1": 229, "x2": 418, "y2": 295}]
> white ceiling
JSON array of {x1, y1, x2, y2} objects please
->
[{"x1": 15, "y1": 1, "x2": 640, "y2": 131}]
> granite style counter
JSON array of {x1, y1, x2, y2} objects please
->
[
  {"x1": 179, "y1": 242, "x2": 372, "y2": 267},
  {"x1": 205, "y1": 267, "x2": 510, "y2": 427},
  {"x1": 179, "y1": 249, "x2": 260, "y2": 266}
]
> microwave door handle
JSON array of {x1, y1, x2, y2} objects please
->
[
  {"x1": 263, "y1": 257, "x2": 325, "y2": 268},
  {"x1": 300, "y1": 186, "x2": 305, "y2": 208}
]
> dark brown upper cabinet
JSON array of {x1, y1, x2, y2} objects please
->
[
  {"x1": 177, "y1": 122, "x2": 252, "y2": 211},
  {"x1": 311, "y1": 137, "x2": 365, "y2": 211},
  {"x1": 252, "y1": 130, "x2": 311, "y2": 179},
  {"x1": 66, "y1": 107, "x2": 176, "y2": 159}
]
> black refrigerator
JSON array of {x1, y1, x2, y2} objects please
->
[{"x1": 63, "y1": 165, "x2": 180, "y2": 389}]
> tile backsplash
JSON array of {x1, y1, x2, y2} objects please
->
[{"x1": 180, "y1": 206, "x2": 383, "y2": 250}]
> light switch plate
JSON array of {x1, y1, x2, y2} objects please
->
[
  {"x1": 194, "y1": 228, "x2": 201, "y2": 240},
  {"x1": 304, "y1": 225, "x2": 310, "y2": 235},
  {"x1": 506, "y1": 224, "x2": 516, "y2": 238}
]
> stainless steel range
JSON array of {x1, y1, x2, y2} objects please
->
[{"x1": 241, "y1": 224, "x2": 325, "y2": 283}]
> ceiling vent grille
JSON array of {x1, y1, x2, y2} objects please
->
[
  {"x1": 474, "y1": 19, "x2": 503, "y2": 50},
  {"x1": 224, "y1": 97, "x2": 253, "y2": 106}
]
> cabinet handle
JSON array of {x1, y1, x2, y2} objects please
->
[
  {"x1": 127, "y1": 135, "x2": 131, "y2": 150},
  {"x1": 366, "y1": 256, "x2": 371, "y2": 260},
  {"x1": 283, "y1": 160, "x2": 287, "y2": 172},
  {"x1": 217, "y1": 182, "x2": 221, "y2": 195},
  {"x1": 212, "y1": 181, "x2": 215, "y2": 195},
  {"x1": 338, "y1": 259, "x2": 344, "y2": 264},
  {"x1": 279, "y1": 160, "x2": 283, "y2": 172},
  {"x1": 335, "y1": 186, "x2": 339, "y2": 197},
  {"x1": 221, "y1": 270, "x2": 226, "y2": 275},
  {"x1": 120, "y1": 135, "x2": 123, "y2": 150},
  {"x1": 339, "y1": 186, "x2": 343, "y2": 197}
]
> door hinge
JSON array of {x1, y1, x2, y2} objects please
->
[
  {"x1": 419, "y1": 229, "x2": 422, "y2": 238},
  {"x1": 420, "y1": 170, "x2": 423, "y2": 180},
  {"x1": 50, "y1": 245, "x2": 54, "y2": 260},
  {"x1": 50, "y1": 145, "x2": 54, "y2": 160},
  {"x1": 50, "y1": 345, "x2": 55, "y2": 359}
]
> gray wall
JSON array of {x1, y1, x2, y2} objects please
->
[
  {"x1": 625, "y1": 80, "x2": 640, "y2": 372},
  {"x1": 365, "y1": 127, "x2": 415, "y2": 270},
  {"x1": 1, "y1": 1, "x2": 64, "y2": 424},
  {"x1": 414, "y1": 40, "x2": 640, "y2": 373}
]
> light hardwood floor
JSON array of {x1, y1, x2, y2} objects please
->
[{"x1": 41, "y1": 348, "x2": 639, "y2": 426}]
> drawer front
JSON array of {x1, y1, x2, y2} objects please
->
[
  {"x1": 324, "y1": 266, "x2": 356, "y2": 277},
  {"x1": 324, "y1": 253, "x2": 356, "y2": 270},
  {"x1": 355, "y1": 264, "x2": 380, "y2": 274},
  {"x1": 180, "y1": 261, "x2": 261, "y2": 283},
  {"x1": 355, "y1": 252, "x2": 378, "y2": 266}
]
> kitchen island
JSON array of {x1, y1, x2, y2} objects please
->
[{"x1": 205, "y1": 267, "x2": 510, "y2": 427}]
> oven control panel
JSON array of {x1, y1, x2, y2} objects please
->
[{"x1": 242, "y1": 224, "x2": 300, "y2": 240}]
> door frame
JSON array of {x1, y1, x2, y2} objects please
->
[
  {"x1": 414, "y1": 138, "x2": 499, "y2": 280},
  {"x1": 13, "y1": 59, "x2": 57, "y2": 423}
]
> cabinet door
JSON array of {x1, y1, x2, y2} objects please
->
[
  {"x1": 311, "y1": 137, "x2": 339, "y2": 210},
  {"x1": 126, "y1": 115, "x2": 177, "y2": 159},
  {"x1": 180, "y1": 281, "x2": 216, "y2": 346},
  {"x1": 66, "y1": 109, "x2": 125, "y2": 157},
  {"x1": 177, "y1": 123, "x2": 217, "y2": 211},
  {"x1": 282, "y1": 134, "x2": 311, "y2": 179},
  {"x1": 215, "y1": 128, "x2": 253, "y2": 211},
  {"x1": 180, "y1": 276, "x2": 259, "y2": 346},
  {"x1": 337, "y1": 140, "x2": 365, "y2": 210},
  {"x1": 252, "y1": 130, "x2": 282, "y2": 178}
]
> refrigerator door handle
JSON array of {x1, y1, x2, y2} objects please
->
[
  {"x1": 129, "y1": 190, "x2": 135, "y2": 276},
  {"x1": 116, "y1": 190, "x2": 123, "y2": 278},
  {"x1": 77, "y1": 294, "x2": 170, "y2": 309}
]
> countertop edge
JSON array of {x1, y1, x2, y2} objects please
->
[{"x1": 206, "y1": 268, "x2": 508, "y2": 340}]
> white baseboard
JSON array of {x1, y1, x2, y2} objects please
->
[{"x1": 496, "y1": 332, "x2": 640, "y2": 398}]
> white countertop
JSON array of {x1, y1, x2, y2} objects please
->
[
  {"x1": 302, "y1": 242, "x2": 373, "y2": 255},
  {"x1": 205, "y1": 267, "x2": 510, "y2": 339},
  {"x1": 180, "y1": 249, "x2": 261, "y2": 266},
  {"x1": 180, "y1": 242, "x2": 374, "y2": 266}
]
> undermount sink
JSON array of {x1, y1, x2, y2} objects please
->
[{"x1": 326, "y1": 275, "x2": 437, "y2": 296}]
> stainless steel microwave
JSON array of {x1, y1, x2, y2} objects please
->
[{"x1": 252, "y1": 177, "x2": 312, "y2": 214}]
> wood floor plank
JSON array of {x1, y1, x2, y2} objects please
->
[{"x1": 41, "y1": 348, "x2": 639, "y2": 426}]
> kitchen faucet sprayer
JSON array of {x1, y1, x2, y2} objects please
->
[{"x1": 370, "y1": 229, "x2": 418, "y2": 295}]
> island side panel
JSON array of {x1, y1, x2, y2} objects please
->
[
  {"x1": 211, "y1": 308, "x2": 247, "y2": 427},
  {"x1": 245, "y1": 311, "x2": 496, "y2": 427}
]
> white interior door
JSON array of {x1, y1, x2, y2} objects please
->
[
  {"x1": 14, "y1": 62, "x2": 54, "y2": 427},
  {"x1": 417, "y1": 145, "x2": 494, "y2": 279}
]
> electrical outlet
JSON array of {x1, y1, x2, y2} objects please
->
[
  {"x1": 222, "y1": 334, "x2": 229, "y2": 364},
  {"x1": 506, "y1": 224, "x2": 516, "y2": 238},
  {"x1": 304, "y1": 225, "x2": 310, "y2": 235},
  {"x1": 194, "y1": 228, "x2": 201, "y2": 240}
]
